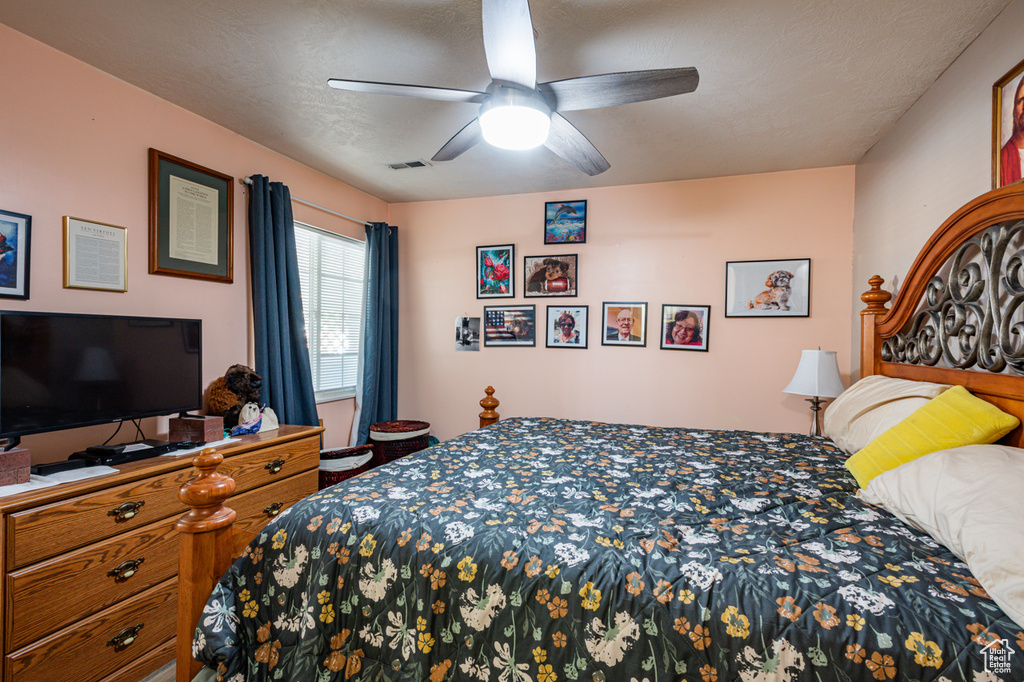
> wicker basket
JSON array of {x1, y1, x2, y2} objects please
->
[
  {"x1": 318, "y1": 444, "x2": 374, "y2": 489},
  {"x1": 369, "y1": 420, "x2": 431, "y2": 466}
]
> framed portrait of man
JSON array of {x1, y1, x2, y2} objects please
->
[
  {"x1": 601, "y1": 302, "x2": 646, "y2": 346},
  {"x1": 994, "y1": 58, "x2": 1024, "y2": 189}
]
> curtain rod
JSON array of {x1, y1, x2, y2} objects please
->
[{"x1": 240, "y1": 177, "x2": 370, "y2": 227}]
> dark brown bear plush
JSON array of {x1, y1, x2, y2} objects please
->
[{"x1": 206, "y1": 364, "x2": 263, "y2": 428}]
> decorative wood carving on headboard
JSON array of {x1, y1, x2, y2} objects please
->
[{"x1": 860, "y1": 183, "x2": 1024, "y2": 446}]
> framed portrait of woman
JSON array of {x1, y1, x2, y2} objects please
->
[
  {"x1": 660, "y1": 304, "x2": 710, "y2": 351},
  {"x1": 546, "y1": 305, "x2": 588, "y2": 348}
]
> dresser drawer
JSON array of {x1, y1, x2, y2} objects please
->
[
  {"x1": 7, "y1": 517, "x2": 178, "y2": 650},
  {"x1": 8, "y1": 468, "x2": 193, "y2": 569},
  {"x1": 219, "y1": 434, "x2": 319, "y2": 495},
  {"x1": 230, "y1": 468, "x2": 318, "y2": 554},
  {"x1": 5, "y1": 578, "x2": 177, "y2": 682}
]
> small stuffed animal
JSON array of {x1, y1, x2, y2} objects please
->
[
  {"x1": 232, "y1": 403, "x2": 280, "y2": 436},
  {"x1": 206, "y1": 364, "x2": 263, "y2": 428}
]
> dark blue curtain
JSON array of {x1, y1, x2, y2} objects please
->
[
  {"x1": 356, "y1": 222, "x2": 399, "y2": 444},
  {"x1": 247, "y1": 175, "x2": 319, "y2": 426}
]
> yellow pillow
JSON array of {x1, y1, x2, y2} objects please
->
[{"x1": 844, "y1": 385, "x2": 1019, "y2": 488}]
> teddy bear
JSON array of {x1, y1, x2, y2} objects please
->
[{"x1": 206, "y1": 364, "x2": 263, "y2": 428}]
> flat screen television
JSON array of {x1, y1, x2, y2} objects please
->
[{"x1": 0, "y1": 311, "x2": 202, "y2": 440}]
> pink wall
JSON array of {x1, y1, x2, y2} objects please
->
[
  {"x1": 0, "y1": 24, "x2": 386, "y2": 461},
  {"x1": 391, "y1": 166, "x2": 855, "y2": 440}
]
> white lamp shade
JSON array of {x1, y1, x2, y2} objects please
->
[{"x1": 782, "y1": 350, "x2": 845, "y2": 398}]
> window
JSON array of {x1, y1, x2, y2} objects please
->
[{"x1": 294, "y1": 222, "x2": 365, "y2": 401}]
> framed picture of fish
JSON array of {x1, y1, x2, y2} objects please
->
[
  {"x1": 544, "y1": 200, "x2": 587, "y2": 244},
  {"x1": 476, "y1": 244, "x2": 515, "y2": 298},
  {"x1": 0, "y1": 209, "x2": 31, "y2": 300},
  {"x1": 725, "y1": 258, "x2": 810, "y2": 317}
]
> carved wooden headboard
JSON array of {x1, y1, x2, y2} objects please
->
[{"x1": 859, "y1": 183, "x2": 1024, "y2": 446}]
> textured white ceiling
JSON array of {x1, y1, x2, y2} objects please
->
[{"x1": 0, "y1": 0, "x2": 1011, "y2": 203}]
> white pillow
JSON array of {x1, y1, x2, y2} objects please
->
[
  {"x1": 859, "y1": 444, "x2": 1024, "y2": 629},
  {"x1": 823, "y1": 375, "x2": 949, "y2": 454}
]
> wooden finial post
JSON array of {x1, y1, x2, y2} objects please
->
[
  {"x1": 479, "y1": 386, "x2": 500, "y2": 428},
  {"x1": 860, "y1": 275, "x2": 892, "y2": 379},
  {"x1": 176, "y1": 449, "x2": 237, "y2": 682},
  {"x1": 860, "y1": 275, "x2": 892, "y2": 316}
]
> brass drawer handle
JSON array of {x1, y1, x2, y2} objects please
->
[
  {"x1": 264, "y1": 459, "x2": 286, "y2": 474},
  {"x1": 107, "y1": 623, "x2": 144, "y2": 649},
  {"x1": 107, "y1": 500, "x2": 145, "y2": 521},
  {"x1": 263, "y1": 502, "x2": 284, "y2": 517},
  {"x1": 107, "y1": 557, "x2": 145, "y2": 581}
]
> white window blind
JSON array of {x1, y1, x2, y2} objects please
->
[{"x1": 294, "y1": 222, "x2": 365, "y2": 401}]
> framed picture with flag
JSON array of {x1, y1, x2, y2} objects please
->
[{"x1": 483, "y1": 305, "x2": 536, "y2": 346}]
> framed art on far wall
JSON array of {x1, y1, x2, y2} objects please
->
[
  {"x1": 602, "y1": 302, "x2": 647, "y2": 346},
  {"x1": 993, "y1": 57, "x2": 1024, "y2": 188},
  {"x1": 483, "y1": 305, "x2": 536, "y2": 346},
  {"x1": 476, "y1": 244, "x2": 515, "y2": 298},
  {"x1": 546, "y1": 305, "x2": 588, "y2": 348},
  {"x1": 544, "y1": 200, "x2": 587, "y2": 244},
  {"x1": 725, "y1": 258, "x2": 810, "y2": 317},
  {"x1": 63, "y1": 216, "x2": 127, "y2": 293},
  {"x1": 149, "y1": 148, "x2": 234, "y2": 283},
  {"x1": 0, "y1": 209, "x2": 31, "y2": 300},
  {"x1": 661, "y1": 304, "x2": 710, "y2": 351},
  {"x1": 524, "y1": 254, "x2": 577, "y2": 297}
]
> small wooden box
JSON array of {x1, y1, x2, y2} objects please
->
[
  {"x1": 169, "y1": 416, "x2": 224, "y2": 443},
  {"x1": 0, "y1": 447, "x2": 31, "y2": 485}
]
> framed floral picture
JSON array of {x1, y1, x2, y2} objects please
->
[
  {"x1": 0, "y1": 209, "x2": 31, "y2": 300},
  {"x1": 725, "y1": 259, "x2": 810, "y2": 317},
  {"x1": 660, "y1": 304, "x2": 710, "y2": 351},
  {"x1": 546, "y1": 305, "x2": 588, "y2": 348},
  {"x1": 602, "y1": 302, "x2": 647, "y2": 346},
  {"x1": 544, "y1": 200, "x2": 587, "y2": 244},
  {"x1": 476, "y1": 244, "x2": 514, "y2": 298},
  {"x1": 483, "y1": 305, "x2": 536, "y2": 346},
  {"x1": 524, "y1": 254, "x2": 577, "y2": 297}
]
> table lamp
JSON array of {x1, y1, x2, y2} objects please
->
[{"x1": 782, "y1": 349, "x2": 845, "y2": 436}]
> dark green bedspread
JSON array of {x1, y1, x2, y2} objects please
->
[{"x1": 193, "y1": 417, "x2": 1023, "y2": 681}]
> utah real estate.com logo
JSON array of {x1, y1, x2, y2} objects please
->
[{"x1": 982, "y1": 639, "x2": 1016, "y2": 675}]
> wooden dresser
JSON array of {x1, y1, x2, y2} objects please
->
[{"x1": 0, "y1": 424, "x2": 322, "y2": 682}]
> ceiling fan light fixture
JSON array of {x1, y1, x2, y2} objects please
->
[{"x1": 479, "y1": 88, "x2": 551, "y2": 150}]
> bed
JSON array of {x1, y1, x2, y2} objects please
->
[{"x1": 176, "y1": 183, "x2": 1024, "y2": 682}]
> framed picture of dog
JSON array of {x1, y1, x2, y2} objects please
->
[
  {"x1": 725, "y1": 258, "x2": 810, "y2": 317},
  {"x1": 524, "y1": 254, "x2": 577, "y2": 297}
]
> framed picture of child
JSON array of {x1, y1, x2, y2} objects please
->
[
  {"x1": 546, "y1": 305, "x2": 588, "y2": 348},
  {"x1": 524, "y1": 254, "x2": 577, "y2": 297},
  {"x1": 660, "y1": 305, "x2": 710, "y2": 351}
]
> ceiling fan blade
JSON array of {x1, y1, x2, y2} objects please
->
[
  {"x1": 539, "y1": 67, "x2": 699, "y2": 112},
  {"x1": 432, "y1": 118, "x2": 483, "y2": 162},
  {"x1": 481, "y1": 0, "x2": 537, "y2": 88},
  {"x1": 328, "y1": 78, "x2": 487, "y2": 104},
  {"x1": 543, "y1": 113, "x2": 610, "y2": 176}
]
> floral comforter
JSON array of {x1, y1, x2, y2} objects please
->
[{"x1": 194, "y1": 417, "x2": 1024, "y2": 681}]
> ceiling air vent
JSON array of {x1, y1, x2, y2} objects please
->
[{"x1": 387, "y1": 159, "x2": 433, "y2": 170}]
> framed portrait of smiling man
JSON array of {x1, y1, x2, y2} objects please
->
[
  {"x1": 602, "y1": 302, "x2": 646, "y2": 346},
  {"x1": 661, "y1": 305, "x2": 710, "y2": 351}
]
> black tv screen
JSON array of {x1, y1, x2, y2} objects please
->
[{"x1": 0, "y1": 311, "x2": 202, "y2": 439}]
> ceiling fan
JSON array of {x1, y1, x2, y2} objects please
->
[{"x1": 327, "y1": 0, "x2": 698, "y2": 176}]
